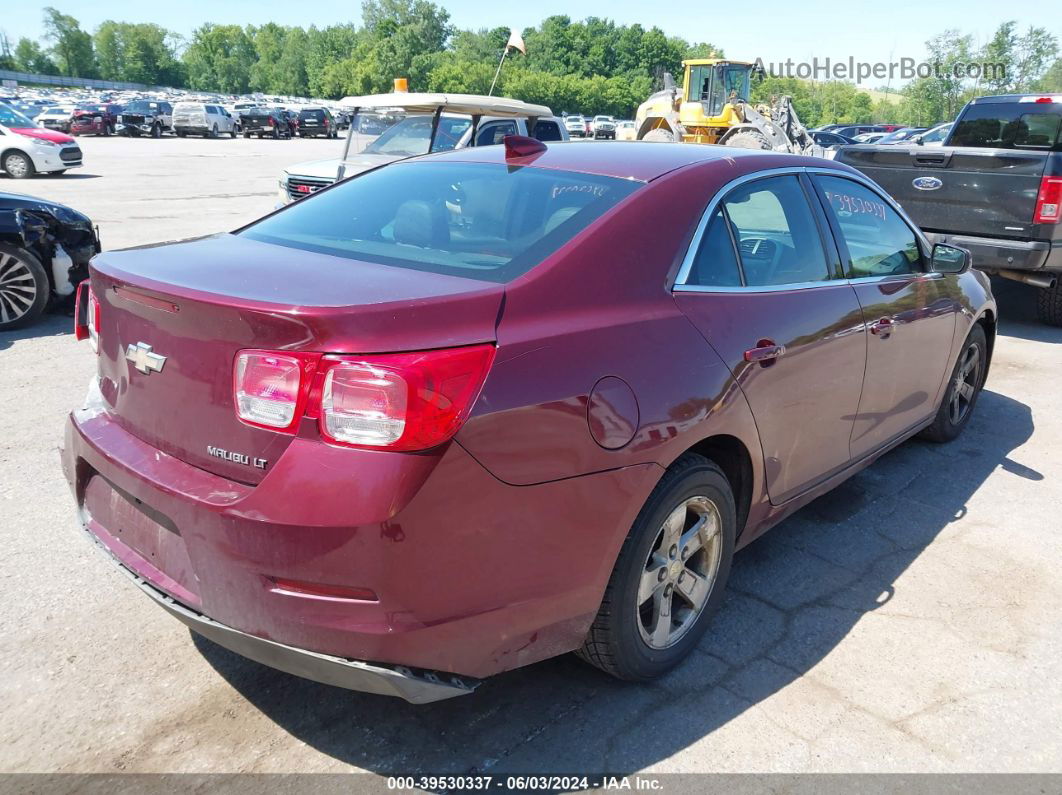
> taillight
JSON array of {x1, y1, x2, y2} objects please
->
[
  {"x1": 231, "y1": 344, "x2": 495, "y2": 451},
  {"x1": 320, "y1": 345, "x2": 495, "y2": 451},
  {"x1": 268, "y1": 117, "x2": 275, "y2": 126},
  {"x1": 233, "y1": 351, "x2": 319, "y2": 431},
  {"x1": 1034, "y1": 176, "x2": 1062, "y2": 224},
  {"x1": 74, "y1": 282, "x2": 101, "y2": 352}
]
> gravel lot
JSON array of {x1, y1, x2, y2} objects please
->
[{"x1": 2, "y1": 136, "x2": 1061, "y2": 777}]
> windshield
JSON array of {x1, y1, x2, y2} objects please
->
[
  {"x1": 0, "y1": 104, "x2": 36, "y2": 127},
  {"x1": 240, "y1": 161, "x2": 642, "y2": 283},
  {"x1": 360, "y1": 116, "x2": 472, "y2": 157}
]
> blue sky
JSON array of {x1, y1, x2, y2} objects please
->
[{"x1": 5, "y1": 0, "x2": 1060, "y2": 88}]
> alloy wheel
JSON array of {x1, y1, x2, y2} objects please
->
[
  {"x1": 949, "y1": 342, "x2": 981, "y2": 425},
  {"x1": 637, "y1": 495, "x2": 723, "y2": 649},
  {"x1": 0, "y1": 251, "x2": 38, "y2": 324}
]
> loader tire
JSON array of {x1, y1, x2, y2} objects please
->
[
  {"x1": 642, "y1": 127, "x2": 678, "y2": 142},
  {"x1": 725, "y1": 130, "x2": 771, "y2": 150}
]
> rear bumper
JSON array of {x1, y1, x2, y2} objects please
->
[
  {"x1": 61, "y1": 380, "x2": 657, "y2": 687},
  {"x1": 78, "y1": 522, "x2": 478, "y2": 702},
  {"x1": 925, "y1": 232, "x2": 1061, "y2": 272}
]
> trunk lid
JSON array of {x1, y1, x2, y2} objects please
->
[
  {"x1": 91, "y1": 234, "x2": 504, "y2": 484},
  {"x1": 837, "y1": 145, "x2": 1051, "y2": 240}
]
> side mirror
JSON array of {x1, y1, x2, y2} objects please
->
[
  {"x1": 931, "y1": 243, "x2": 970, "y2": 274},
  {"x1": 913, "y1": 135, "x2": 924, "y2": 146}
]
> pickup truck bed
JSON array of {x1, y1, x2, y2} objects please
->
[{"x1": 835, "y1": 94, "x2": 1062, "y2": 325}]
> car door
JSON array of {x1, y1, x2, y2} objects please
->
[
  {"x1": 673, "y1": 172, "x2": 867, "y2": 504},
  {"x1": 810, "y1": 173, "x2": 959, "y2": 458}
]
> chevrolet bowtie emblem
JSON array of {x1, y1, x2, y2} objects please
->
[{"x1": 125, "y1": 342, "x2": 167, "y2": 374}]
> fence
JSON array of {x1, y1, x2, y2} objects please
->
[{"x1": 0, "y1": 69, "x2": 154, "y2": 92}]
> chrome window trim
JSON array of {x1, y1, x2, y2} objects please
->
[{"x1": 673, "y1": 165, "x2": 933, "y2": 293}]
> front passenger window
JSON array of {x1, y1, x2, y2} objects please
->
[{"x1": 814, "y1": 176, "x2": 922, "y2": 278}]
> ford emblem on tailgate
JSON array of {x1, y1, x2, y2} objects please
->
[{"x1": 912, "y1": 176, "x2": 943, "y2": 191}]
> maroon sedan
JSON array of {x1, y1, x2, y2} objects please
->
[{"x1": 62, "y1": 139, "x2": 995, "y2": 702}]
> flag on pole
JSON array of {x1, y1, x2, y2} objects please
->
[{"x1": 506, "y1": 28, "x2": 526, "y2": 55}]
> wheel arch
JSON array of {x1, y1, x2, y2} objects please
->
[
  {"x1": 1, "y1": 146, "x2": 34, "y2": 171},
  {"x1": 678, "y1": 434, "x2": 755, "y2": 539},
  {"x1": 975, "y1": 307, "x2": 997, "y2": 377}
]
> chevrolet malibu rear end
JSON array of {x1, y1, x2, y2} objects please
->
[{"x1": 62, "y1": 140, "x2": 994, "y2": 702}]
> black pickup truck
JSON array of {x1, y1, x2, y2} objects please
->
[{"x1": 835, "y1": 94, "x2": 1062, "y2": 325}]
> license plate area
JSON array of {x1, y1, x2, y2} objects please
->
[{"x1": 82, "y1": 473, "x2": 201, "y2": 606}]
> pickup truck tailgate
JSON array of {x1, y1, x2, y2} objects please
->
[{"x1": 837, "y1": 146, "x2": 1047, "y2": 239}]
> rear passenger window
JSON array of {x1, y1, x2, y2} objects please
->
[
  {"x1": 722, "y1": 176, "x2": 830, "y2": 286},
  {"x1": 476, "y1": 121, "x2": 517, "y2": 146},
  {"x1": 688, "y1": 209, "x2": 742, "y2": 287},
  {"x1": 533, "y1": 121, "x2": 563, "y2": 142},
  {"x1": 950, "y1": 104, "x2": 1062, "y2": 150},
  {"x1": 815, "y1": 176, "x2": 922, "y2": 278}
]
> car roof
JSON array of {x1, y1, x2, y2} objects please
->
[{"x1": 412, "y1": 140, "x2": 786, "y2": 182}]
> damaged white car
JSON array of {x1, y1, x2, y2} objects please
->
[{"x1": 0, "y1": 193, "x2": 99, "y2": 330}]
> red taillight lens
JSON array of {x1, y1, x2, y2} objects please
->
[
  {"x1": 233, "y1": 351, "x2": 319, "y2": 431},
  {"x1": 1034, "y1": 176, "x2": 1062, "y2": 224},
  {"x1": 268, "y1": 117, "x2": 275, "y2": 126},
  {"x1": 231, "y1": 344, "x2": 494, "y2": 450},
  {"x1": 74, "y1": 283, "x2": 101, "y2": 352},
  {"x1": 317, "y1": 345, "x2": 496, "y2": 451}
]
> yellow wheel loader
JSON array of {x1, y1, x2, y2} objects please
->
[{"x1": 635, "y1": 59, "x2": 818, "y2": 154}]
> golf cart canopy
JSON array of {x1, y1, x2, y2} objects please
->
[{"x1": 338, "y1": 92, "x2": 552, "y2": 118}]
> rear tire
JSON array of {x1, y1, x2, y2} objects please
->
[
  {"x1": 1036, "y1": 281, "x2": 1062, "y2": 327},
  {"x1": 641, "y1": 127, "x2": 677, "y2": 143},
  {"x1": 209, "y1": 124, "x2": 218, "y2": 139},
  {"x1": 0, "y1": 244, "x2": 49, "y2": 330},
  {"x1": 2, "y1": 151, "x2": 35, "y2": 179},
  {"x1": 577, "y1": 453, "x2": 736, "y2": 681},
  {"x1": 725, "y1": 130, "x2": 771, "y2": 150},
  {"x1": 920, "y1": 324, "x2": 987, "y2": 443}
]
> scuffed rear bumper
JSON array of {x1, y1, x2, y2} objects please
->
[
  {"x1": 61, "y1": 380, "x2": 659, "y2": 688},
  {"x1": 77, "y1": 520, "x2": 477, "y2": 702}
]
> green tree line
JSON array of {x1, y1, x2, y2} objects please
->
[{"x1": 1, "y1": 5, "x2": 1059, "y2": 124}]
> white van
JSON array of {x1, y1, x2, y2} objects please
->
[{"x1": 172, "y1": 103, "x2": 238, "y2": 138}]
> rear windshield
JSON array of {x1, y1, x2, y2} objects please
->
[
  {"x1": 240, "y1": 161, "x2": 641, "y2": 283},
  {"x1": 299, "y1": 109, "x2": 327, "y2": 121},
  {"x1": 245, "y1": 108, "x2": 272, "y2": 117},
  {"x1": 950, "y1": 103, "x2": 1062, "y2": 150}
]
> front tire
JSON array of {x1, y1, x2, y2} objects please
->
[
  {"x1": 0, "y1": 244, "x2": 50, "y2": 330},
  {"x1": 2, "y1": 151, "x2": 35, "y2": 179},
  {"x1": 578, "y1": 453, "x2": 736, "y2": 681},
  {"x1": 1036, "y1": 281, "x2": 1062, "y2": 327},
  {"x1": 920, "y1": 324, "x2": 987, "y2": 442},
  {"x1": 151, "y1": 123, "x2": 162, "y2": 139}
]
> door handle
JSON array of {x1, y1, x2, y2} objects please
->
[
  {"x1": 744, "y1": 339, "x2": 785, "y2": 366},
  {"x1": 869, "y1": 317, "x2": 894, "y2": 337}
]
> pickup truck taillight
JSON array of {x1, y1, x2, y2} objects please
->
[
  {"x1": 1034, "y1": 176, "x2": 1062, "y2": 224},
  {"x1": 268, "y1": 117, "x2": 275, "y2": 126},
  {"x1": 74, "y1": 282, "x2": 100, "y2": 353},
  {"x1": 233, "y1": 345, "x2": 495, "y2": 451}
]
